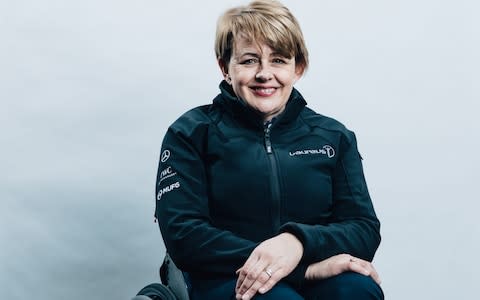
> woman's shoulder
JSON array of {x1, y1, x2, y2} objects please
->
[
  {"x1": 299, "y1": 108, "x2": 359, "y2": 149},
  {"x1": 175, "y1": 104, "x2": 213, "y2": 123},
  {"x1": 300, "y1": 107, "x2": 353, "y2": 137},
  {"x1": 168, "y1": 104, "x2": 219, "y2": 136}
]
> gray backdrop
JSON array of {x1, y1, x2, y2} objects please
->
[{"x1": 2, "y1": 0, "x2": 479, "y2": 299}]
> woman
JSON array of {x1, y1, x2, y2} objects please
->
[{"x1": 156, "y1": 1, "x2": 383, "y2": 299}]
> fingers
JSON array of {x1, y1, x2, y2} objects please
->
[
  {"x1": 235, "y1": 234, "x2": 303, "y2": 299},
  {"x1": 235, "y1": 256, "x2": 270, "y2": 297},
  {"x1": 236, "y1": 268, "x2": 274, "y2": 300},
  {"x1": 237, "y1": 264, "x2": 287, "y2": 300},
  {"x1": 360, "y1": 261, "x2": 381, "y2": 285},
  {"x1": 258, "y1": 265, "x2": 286, "y2": 294},
  {"x1": 235, "y1": 252, "x2": 259, "y2": 291},
  {"x1": 348, "y1": 256, "x2": 382, "y2": 285},
  {"x1": 354, "y1": 258, "x2": 380, "y2": 284}
]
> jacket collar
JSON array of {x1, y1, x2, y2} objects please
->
[{"x1": 213, "y1": 80, "x2": 307, "y2": 129}]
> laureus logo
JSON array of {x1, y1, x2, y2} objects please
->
[{"x1": 289, "y1": 145, "x2": 335, "y2": 158}]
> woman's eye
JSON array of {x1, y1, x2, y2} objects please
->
[
  {"x1": 241, "y1": 58, "x2": 258, "y2": 65},
  {"x1": 273, "y1": 58, "x2": 286, "y2": 64}
]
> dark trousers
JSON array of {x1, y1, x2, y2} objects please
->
[{"x1": 190, "y1": 272, "x2": 384, "y2": 300}]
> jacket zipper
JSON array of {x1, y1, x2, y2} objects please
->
[{"x1": 264, "y1": 121, "x2": 281, "y2": 231}]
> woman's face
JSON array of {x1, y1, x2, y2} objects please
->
[{"x1": 222, "y1": 36, "x2": 303, "y2": 121}]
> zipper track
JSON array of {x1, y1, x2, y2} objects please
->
[{"x1": 264, "y1": 122, "x2": 281, "y2": 231}]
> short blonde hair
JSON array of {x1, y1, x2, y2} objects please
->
[{"x1": 215, "y1": 0, "x2": 309, "y2": 72}]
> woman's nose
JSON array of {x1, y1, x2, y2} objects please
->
[{"x1": 255, "y1": 66, "x2": 273, "y2": 82}]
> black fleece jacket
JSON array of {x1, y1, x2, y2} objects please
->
[{"x1": 155, "y1": 81, "x2": 381, "y2": 287}]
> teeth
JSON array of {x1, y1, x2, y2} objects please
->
[{"x1": 256, "y1": 88, "x2": 275, "y2": 94}]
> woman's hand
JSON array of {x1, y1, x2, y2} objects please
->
[
  {"x1": 235, "y1": 233, "x2": 303, "y2": 300},
  {"x1": 305, "y1": 254, "x2": 381, "y2": 285}
]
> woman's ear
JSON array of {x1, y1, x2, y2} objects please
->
[
  {"x1": 218, "y1": 58, "x2": 231, "y2": 84},
  {"x1": 295, "y1": 63, "x2": 305, "y2": 80}
]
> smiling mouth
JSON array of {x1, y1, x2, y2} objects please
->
[{"x1": 252, "y1": 87, "x2": 277, "y2": 96}]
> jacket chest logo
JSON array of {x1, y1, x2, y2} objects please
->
[{"x1": 288, "y1": 145, "x2": 335, "y2": 158}]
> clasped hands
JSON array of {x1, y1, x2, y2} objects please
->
[{"x1": 235, "y1": 233, "x2": 381, "y2": 300}]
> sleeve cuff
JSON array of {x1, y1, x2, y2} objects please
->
[{"x1": 279, "y1": 222, "x2": 317, "y2": 263}]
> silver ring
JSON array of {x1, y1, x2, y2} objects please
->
[{"x1": 264, "y1": 268, "x2": 273, "y2": 277}]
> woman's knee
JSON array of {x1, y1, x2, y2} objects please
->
[
  {"x1": 303, "y1": 272, "x2": 384, "y2": 300},
  {"x1": 190, "y1": 278, "x2": 304, "y2": 300}
]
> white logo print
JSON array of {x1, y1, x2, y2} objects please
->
[
  {"x1": 289, "y1": 145, "x2": 335, "y2": 158},
  {"x1": 161, "y1": 150, "x2": 171, "y2": 162},
  {"x1": 157, "y1": 181, "x2": 181, "y2": 200},
  {"x1": 159, "y1": 166, "x2": 177, "y2": 183},
  {"x1": 323, "y1": 145, "x2": 335, "y2": 158}
]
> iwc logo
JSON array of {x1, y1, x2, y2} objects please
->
[
  {"x1": 159, "y1": 166, "x2": 177, "y2": 183},
  {"x1": 289, "y1": 145, "x2": 335, "y2": 158}
]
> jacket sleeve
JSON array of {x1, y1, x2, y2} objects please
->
[
  {"x1": 280, "y1": 131, "x2": 381, "y2": 263},
  {"x1": 156, "y1": 123, "x2": 258, "y2": 276}
]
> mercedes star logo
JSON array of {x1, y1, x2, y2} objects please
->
[{"x1": 161, "y1": 150, "x2": 171, "y2": 162}]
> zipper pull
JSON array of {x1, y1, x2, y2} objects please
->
[{"x1": 264, "y1": 121, "x2": 273, "y2": 153}]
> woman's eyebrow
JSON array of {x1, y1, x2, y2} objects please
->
[
  {"x1": 237, "y1": 52, "x2": 260, "y2": 58},
  {"x1": 270, "y1": 51, "x2": 290, "y2": 57}
]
